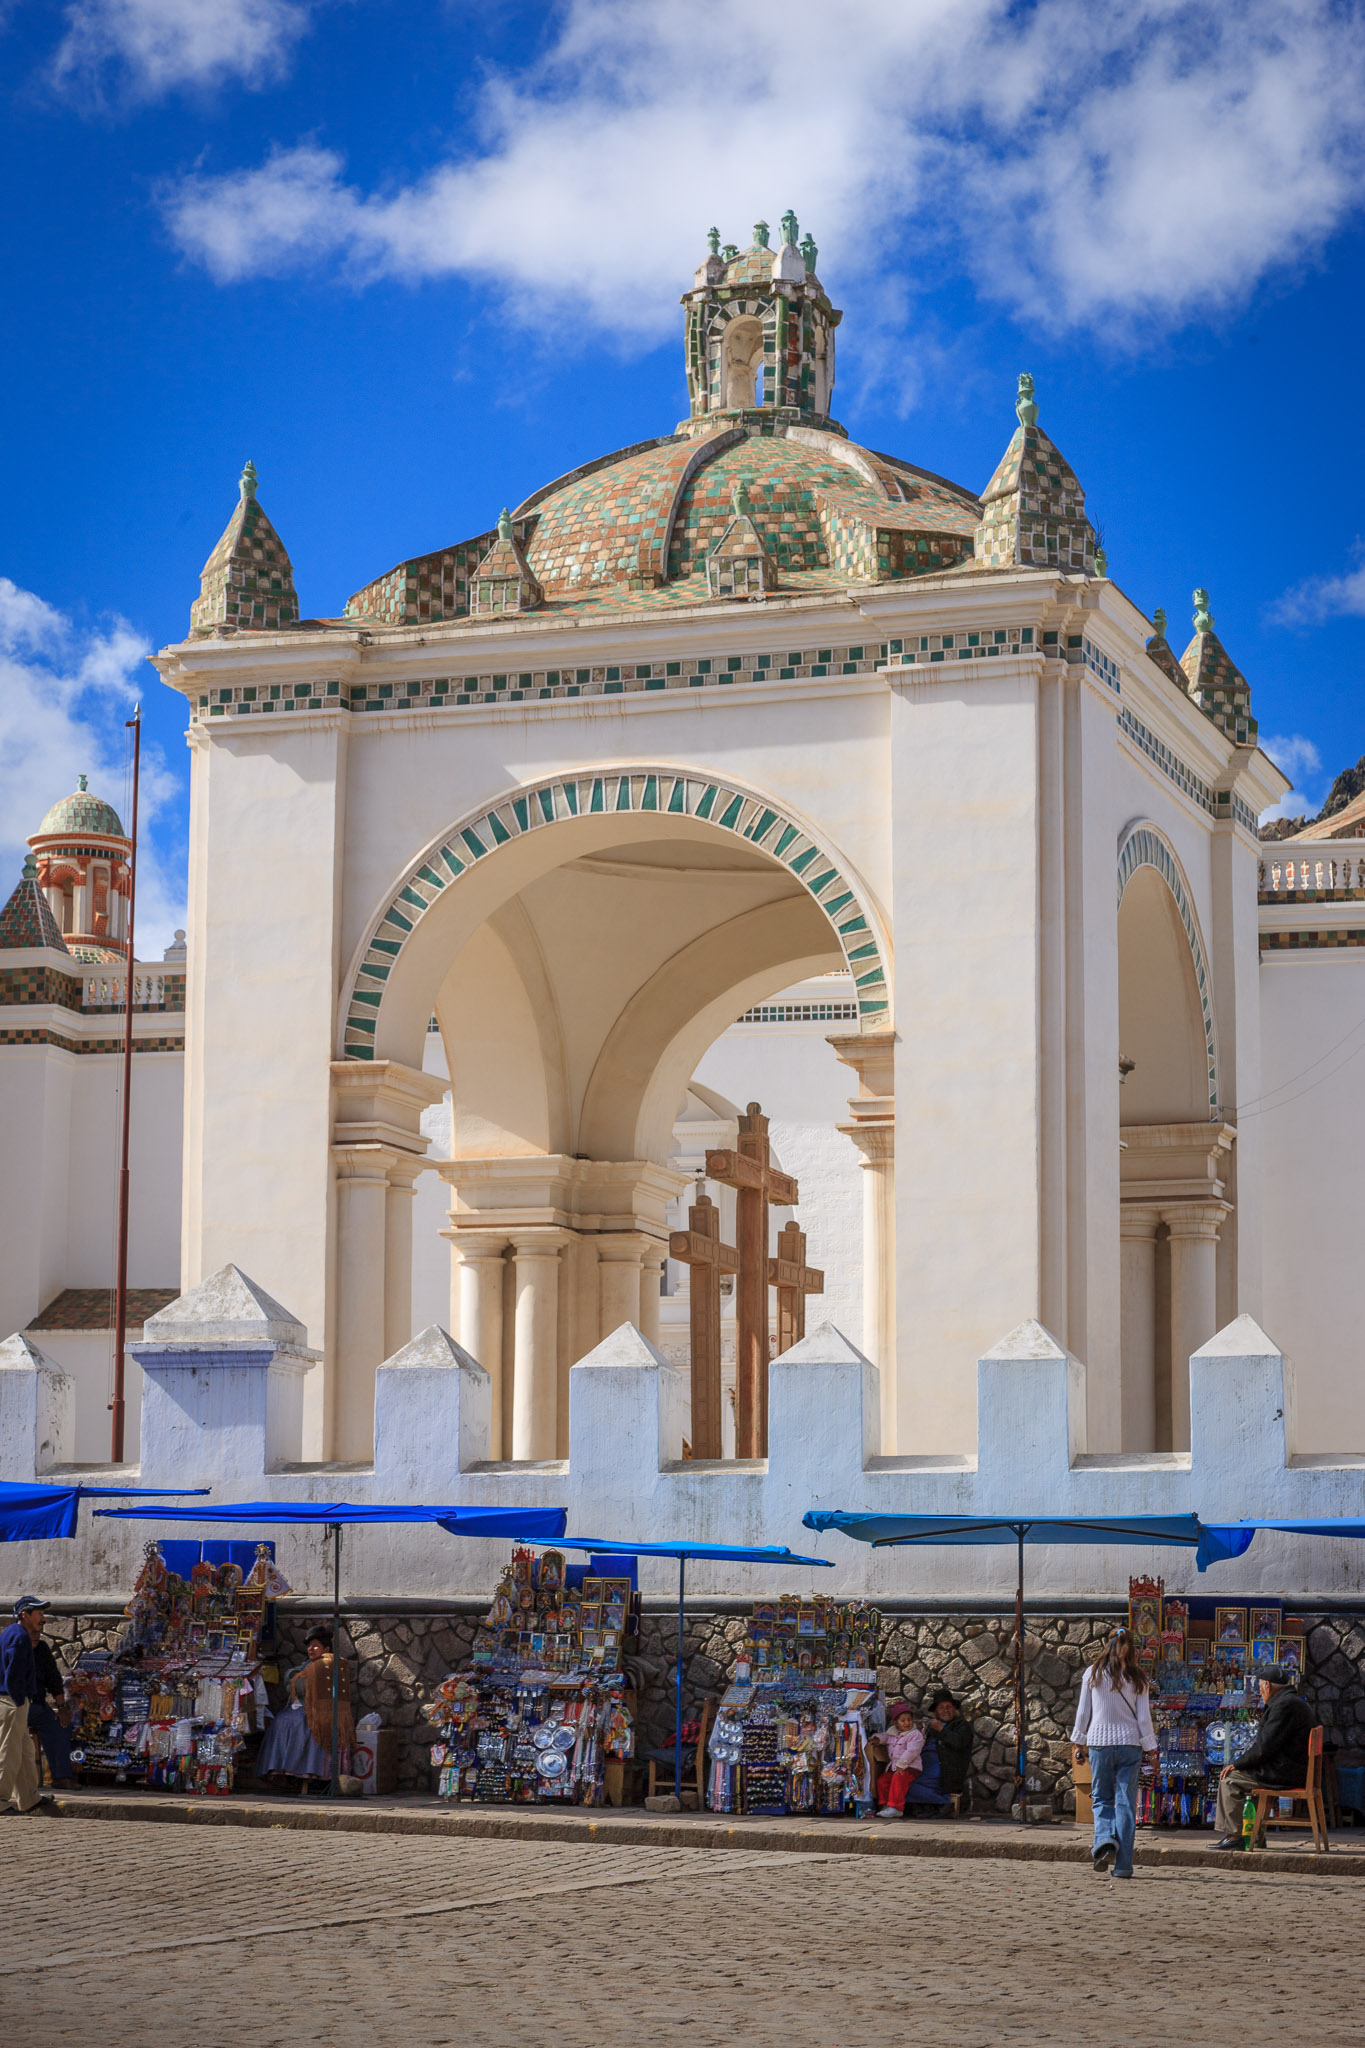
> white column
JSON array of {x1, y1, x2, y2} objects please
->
[
  {"x1": 637, "y1": 1242, "x2": 665, "y2": 1348},
  {"x1": 1119, "y1": 1205, "x2": 1162, "y2": 1451},
  {"x1": 332, "y1": 1147, "x2": 390, "y2": 1462},
  {"x1": 1162, "y1": 1203, "x2": 1227, "y2": 1453},
  {"x1": 383, "y1": 1166, "x2": 419, "y2": 1362},
  {"x1": 830, "y1": 1030, "x2": 895, "y2": 1450},
  {"x1": 510, "y1": 1229, "x2": 567, "y2": 1461},
  {"x1": 596, "y1": 1233, "x2": 649, "y2": 1337},
  {"x1": 448, "y1": 1230, "x2": 509, "y2": 1458}
]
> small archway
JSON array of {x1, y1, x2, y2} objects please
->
[{"x1": 721, "y1": 316, "x2": 765, "y2": 409}]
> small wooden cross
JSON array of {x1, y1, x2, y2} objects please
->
[
  {"x1": 668, "y1": 1189, "x2": 739, "y2": 1460},
  {"x1": 705, "y1": 1102, "x2": 798, "y2": 1457},
  {"x1": 768, "y1": 1220, "x2": 824, "y2": 1358}
]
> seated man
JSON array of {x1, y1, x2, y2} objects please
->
[
  {"x1": 925, "y1": 1692, "x2": 973, "y2": 1803},
  {"x1": 1213, "y1": 1663, "x2": 1314, "y2": 1849}
]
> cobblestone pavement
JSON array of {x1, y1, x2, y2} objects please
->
[{"x1": 1, "y1": 1817, "x2": 1358, "y2": 2048}]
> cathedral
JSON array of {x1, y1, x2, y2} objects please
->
[{"x1": 3, "y1": 217, "x2": 1363, "y2": 1590}]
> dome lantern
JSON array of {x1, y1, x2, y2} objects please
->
[{"x1": 680, "y1": 209, "x2": 843, "y2": 436}]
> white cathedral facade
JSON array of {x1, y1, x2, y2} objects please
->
[{"x1": 3, "y1": 219, "x2": 1363, "y2": 1598}]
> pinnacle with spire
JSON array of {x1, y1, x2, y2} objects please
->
[
  {"x1": 470, "y1": 509, "x2": 543, "y2": 616},
  {"x1": 1180, "y1": 586, "x2": 1258, "y2": 746},
  {"x1": 191, "y1": 461, "x2": 299, "y2": 635},
  {"x1": 975, "y1": 373, "x2": 1097, "y2": 573},
  {"x1": 0, "y1": 853, "x2": 71, "y2": 956},
  {"x1": 1144, "y1": 603, "x2": 1189, "y2": 690}
]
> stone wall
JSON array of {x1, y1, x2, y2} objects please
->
[{"x1": 41, "y1": 1605, "x2": 1365, "y2": 1804}]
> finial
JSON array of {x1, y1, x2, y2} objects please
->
[
  {"x1": 800, "y1": 232, "x2": 818, "y2": 274},
  {"x1": 707, "y1": 226, "x2": 720, "y2": 255},
  {"x1": 1152, "y1": 606, "x2": 1167, "y2": 637},
  {"x1": 753, "y1": 220, "x2": 770, "y2": 249},
  {"x1": 1016, "y1": 373, "x2": 1038, "y2": 428},
  {"x1": 498, "y1": 508, "x2": 513, "y2": 541},
  {"x1": 780, "y1": 209, "x2": 799, "y2": 249},
  {"x1": 1093, "y1": 545, "x2": 1108, "y2": 577},
  {"x1": 722, "y1": 243, "x2": 739, "y2": 261},
  {"x1": 732, "y1": 480, "x2": 751, "y2": 516},
  {"x1": 1193, "y1": 587, "x2": 1214, "y2": 633},
  {"x1": 22, "y1": 853, "x2": 38, "y2": 880},
  {"x1": 239, "y1": 460, "x2": 258, "y2": 500},
  {"x1": 77, "y1": 773, "x2": 88, "y2": 791}
]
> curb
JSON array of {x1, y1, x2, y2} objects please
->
[{"x1": 42, "y1": 1793, "x2": 1365, "y2": 1876}]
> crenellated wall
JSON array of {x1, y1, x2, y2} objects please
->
[{"x1": 2, "y1": 1264, "x2": 1364, "y2": 1606}]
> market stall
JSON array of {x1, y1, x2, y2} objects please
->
[{"x1": 425, "y1": 1545, "x2": 636, "y2": 1805}]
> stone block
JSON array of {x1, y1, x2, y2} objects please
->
[
  {"x1": 0, "y1": 1331, "x2": 73, "y2": 1477},
  {"x1": 374, "y1": 1325, "x2": 491, "y2": 1484}
]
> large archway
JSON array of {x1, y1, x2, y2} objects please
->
[
  {"x1": 1115, "y1": 824, "x2": 1229, "y2": 1454},
  {"x1": 333, "y1": 769, "x2": 890, "y2": 1463}
]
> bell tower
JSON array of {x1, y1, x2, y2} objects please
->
[{"x1": 680, "y1": 210, "x2": 844, "y2": 437}]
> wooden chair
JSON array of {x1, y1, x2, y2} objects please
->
[
  {"x1": 646, "y1": 1697, "x2": 713, "y2": 1807},
  {"x1": 1252, "y1": 1726, "x2": 1329, "y2": 1851}
]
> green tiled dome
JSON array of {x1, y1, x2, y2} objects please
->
[{"x1": 36, "y1": 779, "x2": 125, "y2": 840}]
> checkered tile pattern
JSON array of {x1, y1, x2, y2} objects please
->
[
  {"x1": 191, "y1": 494, "x2": 299, "y2": 634},
  {"x1": 975, "y1": 424, "x2": 1095, "y2": 572},
  {"x1": 1181, "y1": 629, "x2": 1259, "y2": 747}
]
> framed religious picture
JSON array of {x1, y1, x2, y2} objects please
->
[
  {"x1": 1128, "y1": 1577, "x2": 1163, "y2": 1647},
  {"x1": 1186, "y1": 1638, "x2": 1209, "y2": 1669},
  {"x1": 1276, "y1": 1637, "x2": 1304, "y2": 1675},
  {"x1": 1249, "y1": 1606, "x2": 1280, "y2": 1641},
  {"x1": 1250, "y1": 1637, "x2": 1278, "y2": 1670},
  {"x1": 1215, "y1": 1607, "x2": 1247, "y2": 1643}
]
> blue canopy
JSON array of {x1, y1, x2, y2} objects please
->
[
  {"x1": 801, "y1": 1510, "x2": 1254, "y2": 1575},
  {"x1": 0, "y1": 1480, "x2": 209, "y2": 1543},
  {"x1": 93, "y1": 1500, "x2": 567, "y2": 1540},
  {"x1": 557, "y1": 1537, "x2": 833, "y2": 1567},
  {"x1": 1202, "y1": 1519, "x2": 1365, "y2": 1541}
]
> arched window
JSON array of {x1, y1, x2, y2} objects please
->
[{"x1": 721, "y1": 317, "x2": 764, "y2": 410}]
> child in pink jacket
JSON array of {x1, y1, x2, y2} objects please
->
[{"x1": 875, "y1": 1704, "x2": 925, "y2": 1815}]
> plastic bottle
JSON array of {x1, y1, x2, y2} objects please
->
[{"x1": 1241, "y1": 1793, "x2": 1257, "y2": 1846}]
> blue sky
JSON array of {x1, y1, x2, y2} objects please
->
[{"x1": 3, "y1": 0, "x2": 1364, "y2": 948}]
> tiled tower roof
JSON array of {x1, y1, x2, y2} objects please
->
[
  {"x1": 1144, "y1": 607, "x2": 1190, "y2": 691},
  {"x1": 975, "y1": 374, "x2": 1096, "y2": 574},
  {"x1": 36, "y1": 775, "x2": 124, "y2": 839},
  {"x1": 1180, "y1": 589, "x2": 1258, "y2": 747},
  {"x1": 0, "y1": 855, "x2": 71, "y2": 954},
  {"x1": 470, "y1": 509, "x2": 544, "y2": 615},
  {"x1": 191, "y1": 462, "x2": 299, "y2": 635}
]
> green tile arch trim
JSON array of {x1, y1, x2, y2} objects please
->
[
  {"x1": 342, "y1": 767, "x2": 890, "y2": 1056},
  {"x1": 1116, "y1": 822, "x2": 1219, "y2": 1112}
]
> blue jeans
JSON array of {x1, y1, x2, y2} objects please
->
[{"x1": 1090, "y1": 1745, "x2": 1141, "y2": 1876}]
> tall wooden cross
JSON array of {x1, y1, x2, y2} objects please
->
[
  {"x1": 668, "y1": 1188, "x2": 739, "y2": 1460},
  {"x1": 705, "y1": 1102, "x2": 797, "y2": 1458},
  {"x1": 769, "y1": 1221, "x2": 824, "y2": 1358}
]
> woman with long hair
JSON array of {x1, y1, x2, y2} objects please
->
[
  {"x1": 255, "y1": 1626, "x2": 356, "y2": 1794},
  {"x1": 1070, "y1": 1629, "x2": 1157, "y2": 1878}
]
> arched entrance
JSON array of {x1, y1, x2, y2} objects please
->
[
  {"x1": 1116, "y1": 825, "x2": 1231, "y2": 1452},
  {"x1": 331, "y1": 769, "x2": 890, "y2": 1461}
]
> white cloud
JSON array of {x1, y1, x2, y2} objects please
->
[
  {"x1": 0, "y1": 579, "x2": 186, "y2": 956},
  {"x1": 161, "y1": 0, "x2": 1365, "y2": 342},
  {"x1": 54, "y1": 0, "x2": 312, "y2": 102},
  {"x1": 1258, "y1": 732, "x2": 1324, "y2": 824},
  {"x1": 1268, "y1": 543, "x2": 1365, "y2": 626}
]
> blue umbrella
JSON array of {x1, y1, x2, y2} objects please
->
[
  {"x1": 0, "y1": 1480, "x2": 209, "y2": 1542},
  {"x1": 553, "y1": 1537, "x2": 835, "y2": 1803},
  {"x1": 802, "y1": 1511, "x2": 1255, "y2": 1807},
  {"x1": 96, "y1": 1499, "x2": 569, "y2": 1792}
]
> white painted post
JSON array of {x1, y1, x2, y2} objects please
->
[
  {"x1": 0, "y1": 1332, "x2": 74, "y2": 1478},
  {"x1": 373, "y1": 1324, "x2": 491, "y2": 1489}
]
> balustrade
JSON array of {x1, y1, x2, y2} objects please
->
[
  {"x1": 1258, "y1": 843, "x2": 1365, "y2": 899},
  {"x1": 80, "y1": 972, "x2": 169, "y2": 1011}
]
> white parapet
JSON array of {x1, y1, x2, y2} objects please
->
[{"x1": 5, "y1": 1270, "x2": 1365, "y2": 1601}]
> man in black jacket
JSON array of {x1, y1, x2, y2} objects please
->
[{"x1": 1213, "y1": 1664, "x2": 1314, "y2": 1848}]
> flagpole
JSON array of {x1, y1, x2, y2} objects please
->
[{"x1": 110, "y1": 706, "x2": 141, "y2": 1464}]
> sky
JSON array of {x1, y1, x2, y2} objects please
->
[{"x1": 3, "y1": 0, "x2": 1365, "y2": 951}]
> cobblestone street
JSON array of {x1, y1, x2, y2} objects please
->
[{"x1": 0, "y1": 1818, "x2": 1358, "y2": 2048}]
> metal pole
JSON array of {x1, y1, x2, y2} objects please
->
[
  {"x1": 330, "y1": 1523, "x2": 342, "y2": 1796},
  {"x1": 1015, "y1": 1526, "x2": 1027, "y2": 1809},
  {"x1": 110, "y1": 707, "x2": 141, "y2": 1463},
  {"x1": 674, "y1": 1555, "x2": 685, "y2": 1803}
]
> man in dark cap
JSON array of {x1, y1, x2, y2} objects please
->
[
  {"x1": 925, "y1": 1692, "x2": 974, "y2": 1802},
  {"x1": 0, "y1": 1596, "x2": 54, "y2": 1814},
  {"x1": 1213, "y1": 1663, "x2": 1314, "y2": 1848}
]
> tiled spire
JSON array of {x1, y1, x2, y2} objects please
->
[
  {"x1": 1144, "y1": 605, "x2": 1190, "y2": 691},
  {"x1": 0, "y1": 854, "x2": 71, "y2": 955},
  {"x1": 190, "y1": 462, "x2": 299, "y2": 635},
  {"x1": 975, "y1": 374, "x2": 1096, "y2": 573},
  {"x1": 705, "y1": 481, "x2": 779, "y2": 600},
  {"x1": 469, "y1": 509, "x2": 544, "y2": 615},
  {"x1": 1180, "y1": 588, "x2": 1258, "y2": 746}
]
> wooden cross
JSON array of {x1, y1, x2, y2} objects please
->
[
  {"x1": 668, "y1": 1188, "x2": 739, "y2": 1460},
  {"x1": 768, "y1": 1221, "x2": 823, "y2": 1359},
  {"x1": 705, "y1": 1102, "x2": 798, "y2": 1458}
]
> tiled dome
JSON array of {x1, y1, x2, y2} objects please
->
[{"x1": 36, "y1": 778, "x2": 125, "y2": 840}]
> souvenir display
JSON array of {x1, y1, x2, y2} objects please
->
[
  {"x1": 1131, "y1": 1580, "x2": 1307, "y2": 1830},
  {"x1": 64, "y1": 1541, "x2": 283, "y2": 1792},
  {"x1": 706, "y1": 1596, "x2": 883, "y2": 1816},
  {"x1": 423, "y1": 1546, "x2": 637, "y2": 1806}
]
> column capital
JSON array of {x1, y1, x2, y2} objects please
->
[
  {"x1": 1118, "y1": 1203, "x2": 1164, "y2": 1241},
  {"x1": 508, "y1": 1226, "x2": 576, "y2": 1258},
  {"x1": 838, "y1": 1117, "x2": 893, "y2": 1165},
  {"x1": 827, "y1": 1029, "x2": 896, "y2": 1100},
  {"x1": 332, "y1": 1139, "x2": 409, "y2": 1186},
  {"x1": 1161, "y1": 1201, "x2": 1231, "y2": 1241},
  {"x1": 441, "y1": 1227, "x2": 510, "y2": 1259},
  {"x1": 594, "y1": 1230, "x2": 656, "y2": 1263}
]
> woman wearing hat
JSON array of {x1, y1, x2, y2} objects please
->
[
  {"x1": 1071, "y1": 1629, "x2": 1157, "y2": 1877},
  {"x1": 255, "y1": 1626, "x2": 356, "y2": 1793}
]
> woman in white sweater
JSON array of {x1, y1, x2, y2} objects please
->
[{"x1": 1070, "y1": 1629, "x2": 1158, "y2": 1878}]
